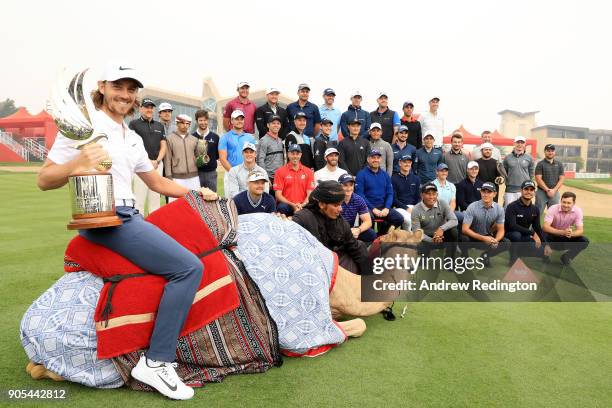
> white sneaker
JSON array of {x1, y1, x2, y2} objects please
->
[{"x1": 131, "y1": 354, "x2": 194, "y2": 400}]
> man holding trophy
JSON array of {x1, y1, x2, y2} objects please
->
[{"x1": 37, "y1": 62, "x2": 206, "y2": 400}]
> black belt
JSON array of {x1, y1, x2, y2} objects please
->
[{"x1": 99, "y1": 242, "x2": 236, "y2": 327}]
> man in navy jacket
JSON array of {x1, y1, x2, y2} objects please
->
[
  {"x1": 339, "y1": 91, "x2": 371, "y2": 139},
  {"x1": 392, "y1": 154, "x2": 420, "y2": 231},
  {"x1": 355, "y1": 150, "x2": 403, "y2": 234}
]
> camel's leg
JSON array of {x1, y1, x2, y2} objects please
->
[
  {"x1": 337, "y1": 318, "x2": 367, "y2": 337},
  {"x1": 27, "y1": 361, "x2": 64, "y2": 381},
  {"x1": 330, "y1": 267, "x2": 391, "y2": 318}
]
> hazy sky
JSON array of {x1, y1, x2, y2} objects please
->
[{"x1": 2, "y1": 0, "x2": 611, "y2": 132}]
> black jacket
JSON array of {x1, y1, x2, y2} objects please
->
[
  {"x1": 370, "y1": 108, "x2": 397, "y2": 144},
  {"x1": 399, "y1": 117, "x2": 422, "y2": 150},
  {"x1": 254, "y1": 103, "x2": 290, "y2": 140},
  {"x1": 292, "y1": 206, "x2": 371, "y2": 275},
  {"x1": 338, "y1": 136, "x2": 371, "y2": 176}
]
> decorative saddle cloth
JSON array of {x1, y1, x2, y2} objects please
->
[{"x1": 64, "y1": 193, "x2": 240, "y2": 359}]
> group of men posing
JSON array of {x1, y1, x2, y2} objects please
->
[{"x1": 129, "y1": 82, "x2": 590, "y2": 272}]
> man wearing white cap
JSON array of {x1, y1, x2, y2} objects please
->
[
  {"x1": 314, "y1": 147, "x2": 347, "y2": 183},
  {"x1": 233, "y1": 170, "x2": 276, "y2": 215},
  {"x1": 503, "y1": 135, "x2": 535, "y2": 207},
  {"x1": 339, "y1": 90, "x2": 371, "y2": 139},
  {"x1": 164, "y1": 114, "x2": 201, "y2": 201},
  {"x1": 225, "y1": 142, "x2": 269, "y2": 198},
  {"x1": 157, "y1": 102, "x2": 175, "y2": 136},
  {"x1": 419, "y1": 97, "x2": 444, "y2": 148},
  {"x1": 223, "y1": 81, "x2": 256, "y2": 134},
  {"x1": 370, "y1": 91, "x2": 400, "y2": 144},
  {"x1": 286, "y1": 83, "x2": 322, "y2": 138},
  {"x1": 219, "y1": 109, "x2": 256, "y2": 171},
  {"x1": 39, "y1": 62, "x2": 210, "y2": 400},
  {"x1": 476, "y1": 142, "x2": 506, "y2": 202},
  {"x1": 368, "y1": 122, "x2": 394, "y2": 175},
  {"x1": 472, "y1": 130, "x2": 501, "y2": 161},
  {"x1": 254, "y1": 87, "x2": 289, "y2": 140}
]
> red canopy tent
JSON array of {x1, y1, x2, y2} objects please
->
[
  {"x1": 442, "y1": 125, "x2": 536, "y2": 159},
  {"x1": 0, "y1": 107, "x2": 58, "y2": 150}
]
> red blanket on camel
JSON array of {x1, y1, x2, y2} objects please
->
[{"x1": 63, "y1": 198, "x2": 240, "y2": 359}]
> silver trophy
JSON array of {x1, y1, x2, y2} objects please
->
[{"x1": 47, "y1": 68, "x2": 122, "y2": 230}]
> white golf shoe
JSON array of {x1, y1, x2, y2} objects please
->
[{"x1": 131, "y1": 354, "x2": 194, "y2": 400}]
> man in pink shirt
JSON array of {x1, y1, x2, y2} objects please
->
[
  {"x1": 543, "y1": 191, "x2": 589, "y2": 265},
  {"x1": 223, "y1": 81, "x2": 257, "y2": 134}
]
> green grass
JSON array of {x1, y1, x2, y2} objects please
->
[
  {"x1": 565, "y1": 177, "x2": 612, "y2": 195},
  {"x1": 2, "y1": 173, "x2": 612, "y2": 407}
]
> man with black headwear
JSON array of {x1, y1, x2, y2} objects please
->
[{"x1": 292, "y1": 181, "x2": 371, "y2": 275}]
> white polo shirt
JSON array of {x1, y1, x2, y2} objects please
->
[
  {"x1": 47, "y1": 110, "x2": 153, "y2": 201},
  {"x1": 419, "y1": 111, "x2": 445, "y2": 147},
  {"x1": 314, "y1": 166, "x2": 347, "y2": 184}
]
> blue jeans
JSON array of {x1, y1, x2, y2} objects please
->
[{"x1": 80, "y1": 207, "x2": 203, "y2": 362}]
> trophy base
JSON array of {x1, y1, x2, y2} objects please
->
[{"x1": 67, "y1": 213, "x2": 123, "y2": 230}]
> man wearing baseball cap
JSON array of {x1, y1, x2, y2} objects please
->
[
  {"x1": 254, "y1": 87, "x2": 290, "y2": 140},
  {"x1": 223, "y1": 81, "x2": 256, "y2": 134},
  {"x1": 225, "y1": 142, "x2": 269, "y2": 198},
  {"x1": 286, "y1": 83, "x2": 322, "y2": 138},
  {"x1": 419, "y1": 97, "x2": 444, "y2": 148},
  {"x1": 256, "y1": 115, "x2": 286, "y2": 193},
  {"x1": 502, "y1": 135, "x2": 535, "y2": 207},
  {"x1": 157, "y1": 102, "x2": 175, "y2": 136},
  {"x1": 338, "y1": 174, "x2": 377, "y2": 244},
  {"x1": 392, "y1": 154, "x2": 420, "y2": 232},
  {"x1": 233, "y1": 171, "x2": 276, "y2": 215},
  {"x1": 355, "y1": 150, "x2": 404, "y2": 234},
  {"x1": 459, "y1": 182, "x2": 510, "y2": 267},
  {"x1": 415, "y1": 131, "x2": 443, "y2": 184},
  {"x1": 338, "y1": 118, "x2": 371, "y2": 176},
  {"x1": 399, "y1": 101, "x2": 422, "y2": 149},
  {"x1": 433, "y1": 163, "x2": 457, "y2": 210},
  {"x1": 392, "y1": 125, "x2": 417, "y2": 174},
  {"x1": 285, "y1": 111, "x2": 315, "y2": 169},
  {"x1": 476, "y1": 142, "x2": 507, "y2": 202},
  {"x1": 339, "y1": 90, "x2": 371, "y2": 139},
  {"x1": 534, "y1": 143, "x2": 565, "y2": 214},
  {"x1": 368, "y1": 122, "x2": 394, "y2": 175},
  {"x1": 411, "y1": 183, "x2": 459, "y2": 259},
  {"x1": 314, "y1": 147, "x2": 347, "y2": 183},
  {"x1": 218, "y1": 109, "x2": 256, "y2": 171},
  {"x1": 370, "y1": 91, "x2": 400, "y2": 144},
  {"x1": 313, "y1": 117, "x2": 340, "y2": 171},
  {"x1": 504, "y1": 180, "x2": 549, "y2": 265},
  {"x1": 42, "y1": 62, "x2": 207, "y2": 399},
  {"x1": 129, "y1": 98, "x2": 167, "y2": 215},
  {"x1": 319, "y1": 88, "x2": 341, "y2": 141},
  {"x1": 456, "y1": 161, "x2": 484, "y2": 212},
  {"x1": 274, "y1": 143, "x2": 315, "y2": 216},
  {"x1": 472, "y1": 131, "x2": 501, "y2": 161}
]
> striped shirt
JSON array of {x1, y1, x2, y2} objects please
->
[{"x1": 341, "y1": 193, "x2": 369, "y2": 227}]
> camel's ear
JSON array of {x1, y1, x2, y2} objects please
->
[
  {"x1": 388, "y1": 226, "x2": 396, "y2": 235},
  {"x1": 413, "y1": 229, "x2": 424, "y2": 242}
]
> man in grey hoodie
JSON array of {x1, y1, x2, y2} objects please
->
[
  {"x1": 503, "y1": 135, "x2": 535, "y2": 207},
  {"x1": 368, "y1": 122, "x2": 393, "y2": 175}
]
